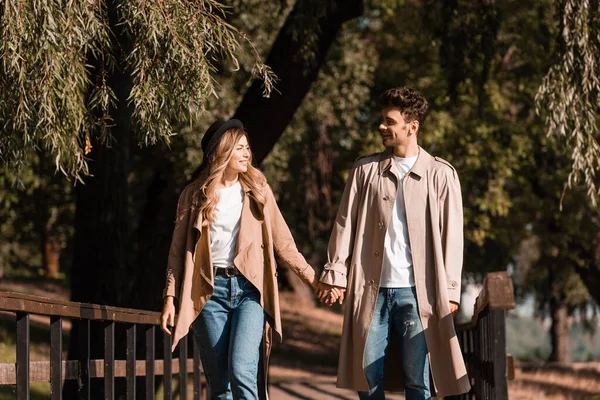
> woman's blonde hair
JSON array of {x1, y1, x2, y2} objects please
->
[{"x1": 192, "y1": 128, "x2": 266, "y2": 225}]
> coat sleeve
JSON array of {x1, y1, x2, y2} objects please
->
[
  {"x1": 319, "y1": 161, "x2": 363, "y2": 288},
  {"x1": 438, "y1": 166, "x2": 464, "y2": 304},
  {"x1": 265, "y1": 185, "x2": 317, "y2": 287},
  {"x1": 162, "y1": 186, "x2": 193, "y2": 299}
]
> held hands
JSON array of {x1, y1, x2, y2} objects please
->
[
  {"x1": 315, "y1": 282, "x2": 346, "y2": 306},
  {"x1": 160, "y1": 296, "x2": 176, "y2": 335}
]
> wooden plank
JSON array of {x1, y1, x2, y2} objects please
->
[
  {"x1": 0, "y1": 291, "x2": 160, "y2": 325},
  {"x1": 474, "y1": 272, "x2": 515, "y2": 316},
  {"x1": 146, "y1": 327, "x2": 155, "y2": 400},
  {"x1": 78, "y1": 320, "x2": 90, "y2": 400},
  {"x1": 179, "y1": 336, "x2": 188, "y2": 400},
  {"x1": 456, "y1": 272, "x2": 515, "y2": 330},
  {"x1": 163, "y1": 332, "x2": 172, "y2": 399},
  {"x1": 105, "y1": 321, "x2": 115, "y2": 400},
  {"x1": 491, "y1": 310, "x2": 508, "y2": 399},
  {"x1": 0, "y1": 363, "x2": 16, "y2": 385},
  {"x1": 50, "y1": 316, "x2": 62, "y2": 400},
  {"x1": 126, "y1": 324, "x2": 136, "y2": 400},
  {"x1": 16, "y1": 312, "x2": 29, "y2": 400},
  {"x1": 193, "y1": 338, "x2": 202, "y2": 400},
  {"x1": 0, "y1": 359, "x2": 198, "y2": 384},
  {"x1": 507, "y1": 355, "x2": 515, "y2": 381}
]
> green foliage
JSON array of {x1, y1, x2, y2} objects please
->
[
  {"x1": 122, "y1": 0, "x2": 276, "y2": 146},
  {"x1": 366, "y1": 0, "x2": 553, "y2": 267},
  {"x1": 535, "y1": 0, "x2": 600, "y2": 207},
  {"x1": 0, "y1": 0, "x2": 111, "y2": 182},
  {"x1": 0, "y1": 0, "x2": 276, "y2": 182}
]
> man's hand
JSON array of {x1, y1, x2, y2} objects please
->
[
  {"x1": 449, "y1": 301, "x2": 459, "y2": 315},
  {"x1": 160, "y1": 296, "x2": 176, "y2": 335},
  {"x1": 316, "y1": 282, "x2": 346, "y2": 306}
]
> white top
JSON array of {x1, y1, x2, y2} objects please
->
[
  {"x1": 209, "y1": 182, "x2": 244, "y2": 269},
  {"x1": 380, "y1": 154, "x2": 418, "y2": 288}
]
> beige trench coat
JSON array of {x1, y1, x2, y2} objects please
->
[
  {"x1": 163, "y1": 181, "x2": 317, "y2": 399},
  {"x1": 320, "y1": 147, "x2": 471, "y2": 397}
]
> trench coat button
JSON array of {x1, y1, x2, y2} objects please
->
[
  {"x1": 374, "y1": 251, "x2": 379, "y2": 257},
  {"x1": 260, "y1": 244, "x2": 265, "y2": 249},
  {"x1": 383, "y1": 195, "x2": 390, "y2": 201},
  {"x1": 378, "y1": 221, "x2": 384, "y2": 229},
  {"x1": 275, "y1": 272, "x2": 278, "y2": 277},
  {"x1": 451, "y1": 282, "x2": 457, "y2": 287},
  {"x1": 369, "y1": 279, "x2": 375, "y2": 285}
]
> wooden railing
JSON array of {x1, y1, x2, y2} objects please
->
[
  {"x1": 449, "y1": 271, "x2": 516, "y2": 400},
  {"x1": 0, "y1": 271, "x2": 516, "y2": 399},
  {"x1": 0, "y1": 291, "x2": 205, "y2": 399}
]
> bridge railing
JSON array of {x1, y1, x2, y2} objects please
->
[
  {"x1": 449, "y1": 271, "x2": 516, "y2": 400},
  {"x1": 1, "y1": 271, "x2": 516, "y2": 399},
  {"x1": 0, "y1": 291, "x2": 205, "y2": 399}
]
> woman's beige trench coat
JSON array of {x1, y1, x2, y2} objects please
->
[
  {"x1": 320, "y1": 147, "x2": 471, "y2": 397},
  {"x1": 162, "y1": 181, "x2": 317, "y2": 400}
]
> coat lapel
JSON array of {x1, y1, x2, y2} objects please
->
[
  {"x1": 403, "y1": 148, "x2": 431, "y2": 214},
  {"x1": 233, "y1": 184, "x2": 265, "y2": 274}
]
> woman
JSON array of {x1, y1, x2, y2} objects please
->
[{"x1": 160, "y1": 119, "x2": 338, "y2": 400}]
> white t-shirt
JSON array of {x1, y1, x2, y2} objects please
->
[
  {"x1": 210, "y1": 182, "x2": 244, "y2": 269},
  {"x1": 380, "y1": 154, "x2": 418, "y2": 288}
]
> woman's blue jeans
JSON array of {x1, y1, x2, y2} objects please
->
[
  {"x1": 358, "y1": 286, "x2": 430, "y2": 400},
  {"x1": 192, "y1": 274, "x2": 266, "y2": 400}
]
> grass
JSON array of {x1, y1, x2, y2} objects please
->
[
  {"x1": 0, "y1": 317, "x2": 70, "y2": 363},
  {"x1": 0, "y1": 383, "x2": 51, "y2": 400}
]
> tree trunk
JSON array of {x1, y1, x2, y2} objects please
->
[
  {"x1": 548, "y1": 298, "x2": 570, "y2": 363},
  {"x1": 129, "y1": 147, "x2": 179, "y2": 312},
  {"x1": 34, "y1": 152, "x2": 61, "y2": 279},
  {"x1": 43, "y1": 233, "x2": 61, "y2": 279},
  {"x1": 234, "y1": 0, "x2": 364, "y2": 164},
  {"x1": 282, "y1": 119, "x2": 337, "y2": 305},
  {"x1": 65, "y1": 2, "x2": 133, "y2": 398},
  {"x1": 303, "y1": 118, "x2": 335, "y2": 244},
  {"x1": 36, "y1": 192, "x2": 60, "y2": 279}
]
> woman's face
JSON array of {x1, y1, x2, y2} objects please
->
[{"x1": 225, "y1": 135, "x2": 250, "y2": 175}]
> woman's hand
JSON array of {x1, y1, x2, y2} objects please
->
[
  {"x1": 315, "y1": 282, "x2": 346, "y2": 306},
  {"x1": 160, "y1": 296, "x2": 176, "y2": 335}
]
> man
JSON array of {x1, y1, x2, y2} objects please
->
[{"x1": 319, "y1": 87, "x2": 471, "y2": 399}]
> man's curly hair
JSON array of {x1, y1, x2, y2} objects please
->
[{"x1": 378, "y1": 87, "x2": 429, "y2": 131}]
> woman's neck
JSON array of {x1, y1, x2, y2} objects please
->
[{"x1": 221, "y1": 170, "x2": 239, "y2": 188}]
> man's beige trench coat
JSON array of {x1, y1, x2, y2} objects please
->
[
  {"x1": 163, "y1": 181, "x2": 317, "y2": 399},
  {"x1": 320, "y1": 147, "x2": 471, "y2": 397}
]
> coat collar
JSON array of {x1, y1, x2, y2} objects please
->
[
  {"x1": 378, "y1": 146, "x2": 432, "y2": 179},
  {"x1": 239, "y1": 180, "x2": 266, "y2": 206}
]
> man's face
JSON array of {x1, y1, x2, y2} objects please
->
[{"x1": 379, "y1": 107, "x2": 419, "y2": 148}]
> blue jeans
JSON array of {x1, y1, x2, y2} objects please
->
[
  {"x1": 192, "y1": 274, "x2": 266, "y2": 400},
  {"x1": 358, "y1": 286, "x2": 430, "y2": 400}
]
